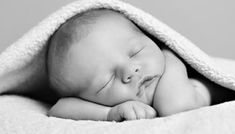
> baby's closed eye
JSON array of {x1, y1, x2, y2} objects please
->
[
  {"x1": 96, "y1": 74, "x2": 115, "y2": 94},
  {"x1": 129, "y1": 45, "x2": 145, "y2": 58}
]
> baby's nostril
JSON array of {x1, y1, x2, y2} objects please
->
[
  {"x1": 123, "y1": 76, "x2": 132, "y2": 83},
  {"x1": 135, "y1": 68, "x2": 139, "y2": 72}
]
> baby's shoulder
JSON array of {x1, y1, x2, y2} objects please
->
[
  {"x1": 162, "y1": 48, "x2": 187, "y2": 74},
  {"x1": 188, "y1": 78, "x2": 211, "y2": 106}
]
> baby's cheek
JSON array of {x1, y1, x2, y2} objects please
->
[{"x1": 106, "y1": 85, "x2": 134, "y2": 105}]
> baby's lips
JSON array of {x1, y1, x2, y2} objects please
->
[
  {"x1": 138, "y1": 75, "x2": 158, "y2": 89},
  {"x1": 137, "y1": 75, "x2": 160, "y2": 105},
  {"x1": 137, "y1": 75, "x2": 159, "y2": 96}
]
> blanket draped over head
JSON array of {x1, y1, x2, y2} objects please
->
[{"x1": 0, "y1": 0, "x2": 235, "y2": 134}]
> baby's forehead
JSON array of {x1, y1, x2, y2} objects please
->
[
  {"x1": 60, "y1": 10, "x2": 143, "y2": 53},
  {"x1": 61, "y1": 9, "x2": 146, "y2": 62}
]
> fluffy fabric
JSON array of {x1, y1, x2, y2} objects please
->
[
  {"x1": 0, "y1": 0, "x2": 235, "y2": 133},
  {"x1": 1, "y1": 95, "x2": 235, "y2": 134}
]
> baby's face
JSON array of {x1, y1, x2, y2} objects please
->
[{"x1": 63, "y1": 12, "x2": 165, "y2": 106}]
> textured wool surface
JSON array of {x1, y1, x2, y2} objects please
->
[{"x1": 0, "y1": 0, "x2": 235, "y2": 133}]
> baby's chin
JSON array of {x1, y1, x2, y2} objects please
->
[{"x1": 140, "y1": 76, "x2": 160, "y2": 106}]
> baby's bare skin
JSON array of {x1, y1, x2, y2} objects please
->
[
  {"x1": 153, "y1": 49, "x2": 210, "y2": 116},
  {"x1": 48, "y1": 48, "x2": 211, "y2": 121},
  {"x1": 48, "y1": 10, "x2": 231, "y2": 121}
]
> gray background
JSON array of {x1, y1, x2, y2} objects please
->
[{"x1": 0, "y1": 0, "x2": 234, "y2": 59}]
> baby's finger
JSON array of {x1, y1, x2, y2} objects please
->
[
  {"x1": 144, "y1": 105, "x2": 157, "y2": 118},
  {"x1": 123, "y1": 108, "x2": 137, "y2": 120},
  {"x1": 133, "y1": 105, "x2": 146, "y2": 119}
]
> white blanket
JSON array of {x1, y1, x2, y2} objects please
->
[{"x1": 1, "y1": 0, "x2": 235, "y2": 133}]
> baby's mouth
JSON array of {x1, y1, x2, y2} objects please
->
[{"x1": 137, "y1": 75, "x2": 159, "y2": 98}]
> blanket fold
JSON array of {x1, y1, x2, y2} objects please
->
[{"x1": 0, "y1": 0, "x2": 235, "y2": 133}]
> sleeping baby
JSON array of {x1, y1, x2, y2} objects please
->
[{"x1": 47, "y1": 9, "x2": 235, "y2": 121}]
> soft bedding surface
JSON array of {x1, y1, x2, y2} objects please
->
[
  {"x1": 0, "y1": 0, "x2": 235, "y2": 133},
  {"x1": 1, "y1": 95, "x2": 235, "y2": 134}
]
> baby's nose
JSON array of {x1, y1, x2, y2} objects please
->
[{"x1": 120, "y1": 63, "x2": 141, "y2": 83}]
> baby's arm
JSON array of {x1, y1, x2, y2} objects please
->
[
  {"x1": 48, "y1": 98, "x2": 156, "y2": 121},
  {"x1": 48, "y1": 97, "x2": 110, "y2": 121}
]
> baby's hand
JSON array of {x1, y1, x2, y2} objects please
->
[{"x1": 107, "y1": 101, "x2": 156, "y2": 121}]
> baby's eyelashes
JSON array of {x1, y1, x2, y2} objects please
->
[
  {"x1": 96, "y1": 74, "x2": 115, "y2": 94},
  {"x1": 129, "y1": 45, "x2": 145, "y2": 58}
]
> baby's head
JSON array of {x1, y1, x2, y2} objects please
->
[{"x1": 47, "y1": 9, "x2": 165, "y2": 106}]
